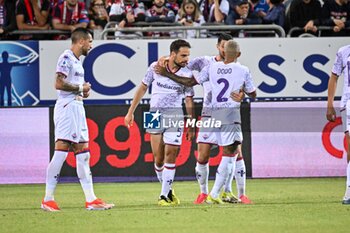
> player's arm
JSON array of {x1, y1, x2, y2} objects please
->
[
  {"x1": 184, "y1": 96, "x2": 195, "y2": 141},
  {"x1": 154, "y1": 64, "x2": 198, "y2": 87},
  {"x1": 245, "y1": 90, "x2": 257, "y2": 99},
  {"x1": 55, "y1": 72, "x2": 91, "y2": 92},
  {"x1": 230, "y1": 89, "x2": 245, "y2": 102},
  {"x1": 326, "y1": 73, "x2": 338, "y2": 122},
  {"x1": 242, "y1": 70, "x2": 257, "y2": 100},
  {"x1": 124, "y1": 83, "x2": 148, "y2": 127}
]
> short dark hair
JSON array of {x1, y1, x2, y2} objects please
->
[
  {"x1": 218, "y1": 33, "x2": 233, "y2": 44},
  {"x1": 170, "y1": 39, "x2": 191, "y2": 53},
  {"x1": 71, "y1": 28, "x2": 92, "y2": 44}
]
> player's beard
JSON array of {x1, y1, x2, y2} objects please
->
[
  {"x1": 174, "y1": 60, "x2": 187, "y2": 68},
  {"x1": 82, "y1": 47, "x2": 89, "y2": 56},
  {"x1": 219, "y1": 51, "x2": 225, "y2": 60}
]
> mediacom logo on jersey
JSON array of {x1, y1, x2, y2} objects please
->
[{"x1": 143, "y1": 110, "x2": 221, "y2": 129}]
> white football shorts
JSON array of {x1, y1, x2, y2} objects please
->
[
  {"x1": 215, "y1": 123, "x2": 243, "y2": 146},
  {"x1": 54, "y1": 99, "x2": 89, "y2": 144},
  {"x1": 196, "y1": 116, "x2": 218, "y2": 145}
]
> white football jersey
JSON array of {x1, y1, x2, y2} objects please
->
[
  {"x1": 196, "y1": 61, "x2": 255, "y2": 124},
  {"x1": 55, "y1": 50, "x2": 84, "y2": 103},
  {"x1": 331, "y1": 45, "x2": 350, "y2": 107},
  {"x1": 142, "y1": 62, "x2": 194, "y2": 108},
  {"x1": 188, "y1": 55, "x2": 218, "y2": 116}
]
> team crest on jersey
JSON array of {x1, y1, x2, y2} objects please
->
[
  {"x1": 72, "y1": 133, "x2": 77, "y2": 139},
  {"x1": 0, "y1": 41, "x2": 39, "y2": 106}
]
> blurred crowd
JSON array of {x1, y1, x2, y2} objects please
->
[{"x1": 0, "y1": 0, "x2": 349, "y2": 39}]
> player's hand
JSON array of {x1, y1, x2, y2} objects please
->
[
  {"x1": 326, "y1": 106, "x2": 336, "y2": 122},
  {"x1": 186, "y1": 126, "x2": 195, "y2": 141},
  {"x1": 124, "y1": 112, "x2": 134, "y2": 128},
  {"x1": 230, "y1": 89, "x2": 245, "y2": 102},
  {"x1": 83, "y1": 82, "x2": 91, "y2": 92},
  {"x1": 157, "y1": 56, "x2": 169, "y2": 67},
  {"x1": 154, "y1": 64, "x2": 168, "y2": 76},
  {"x1": 83, "y1": 90, "x2": 90, "y2": 98}
]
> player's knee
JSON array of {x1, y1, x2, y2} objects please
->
[
  {"x1": 197, "y1": 155, "x2": 209, "y2": 164},
  {"x1": 55, "y1": 140, "x2": 71, "y2": 150},
  {"x1": 224, "y1": 142, "x2": 240, "y2": 155},
  {"x1": 75, "y1": 150, "x2": 90, "y2": 162},
  {"x1": 155, "y1": 161, "x2": 164, "y2": 168},
  {"x1": 72, "y1": 146, "x2": 89, "y2": 155},
  {"x1": 223, "y1": 147, "x2": 235, "y2": 155}
]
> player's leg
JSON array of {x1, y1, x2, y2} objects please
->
[
  {"x1": 341, "y1": 107, "x2": 350, "y2": 204},
  {"x1": 207, "y1": 141, "x2": 239, "y2": 204},
  {"x1": 42, "y1": 102, "x2": 71, "y2": 211},
  {"x1": 150, "y1": 133, "x2": 165, "y2": 183},
  {"x1": 72, "y1": 142, "x2": 114, "y2": 210},
  {"x1": 41, "y1": 140, "x2": 70, "y2": 211},
  {"x1": 194, "y1": 143, "x2": 211, "y2": 204},
  {"x1": 150, "y1": 134, "x2": 172, "y2": 206},
  {"x1": 75, "y1": 103, "x2": 113, "y2": 210},
  {"x1": 222, "y1": 145, "x2": 240, "y2": 203},
  {"x1": 234, "y1": 148, "x2": 252, "y2": 204},
  {"x1": 343, "y1": 132, "x2": 350, "y2": 204},
  {"x1": 73, "y1": 143, "x2": 96, "y2": 202},
  {"x1": 194, "y1": 119, "x2": 217, "y2": 204},
  {"x1": 207, "y1": 124, "x2": 241, "y2": 204},
  {"x1": 160, "y1": 143, "x2": 179, "y2": 206}
]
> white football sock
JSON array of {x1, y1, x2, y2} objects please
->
[
  {"x1": 235, "y1": 159, "x2": 246, "y2": 197},
  {"x1": 224, "y1": 162, "x2": 234, "y2": 193},
  {"x1": 195, "y1": 162, "x2": 209, "y2": 194},
  {"x1": 154, "y1": 163, "x2": 164, "y2": 183},
  {"x1": 161, "y1": 163, "x2": 176, "y2": 197},
  {"x1": 210, "y1": 155, "x2": 237, "y2": 199},
  {"x1": 44, "y1": 150, "x2": 68, "y2": 202},
  {"x1": 345, "y1": 161, "x2": 350, "y2": 199},
  {"x1": 76, "y1": 151, "x2": 97, "y2": 202}
]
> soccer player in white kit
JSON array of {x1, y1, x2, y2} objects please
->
[
  {"x1": 326, "y1": 45, "x2": 350, "y2": 204},
  {"x1": 41, "y1": 28, "x2": 114, "y2": 211},
  {"x1": 125, "y1": 39, "x2": 195, "y2": 206},
  {"x1": 155, "y1": 34, "x2": 252, "y2": 204},
  {"x1": 195, "y1": 40, "x2": 256, "y2": 204},
  {"x1": 187, "y1": 34, "x2": 251, "y2": 204}
]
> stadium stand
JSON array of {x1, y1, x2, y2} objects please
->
[{"x1": 3, "y1": 0, "x2": 350, "y2": 39}]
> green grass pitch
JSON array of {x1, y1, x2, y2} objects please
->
[{"x1": 0, "y1": 178, "x2": 349, "y2": 233}]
